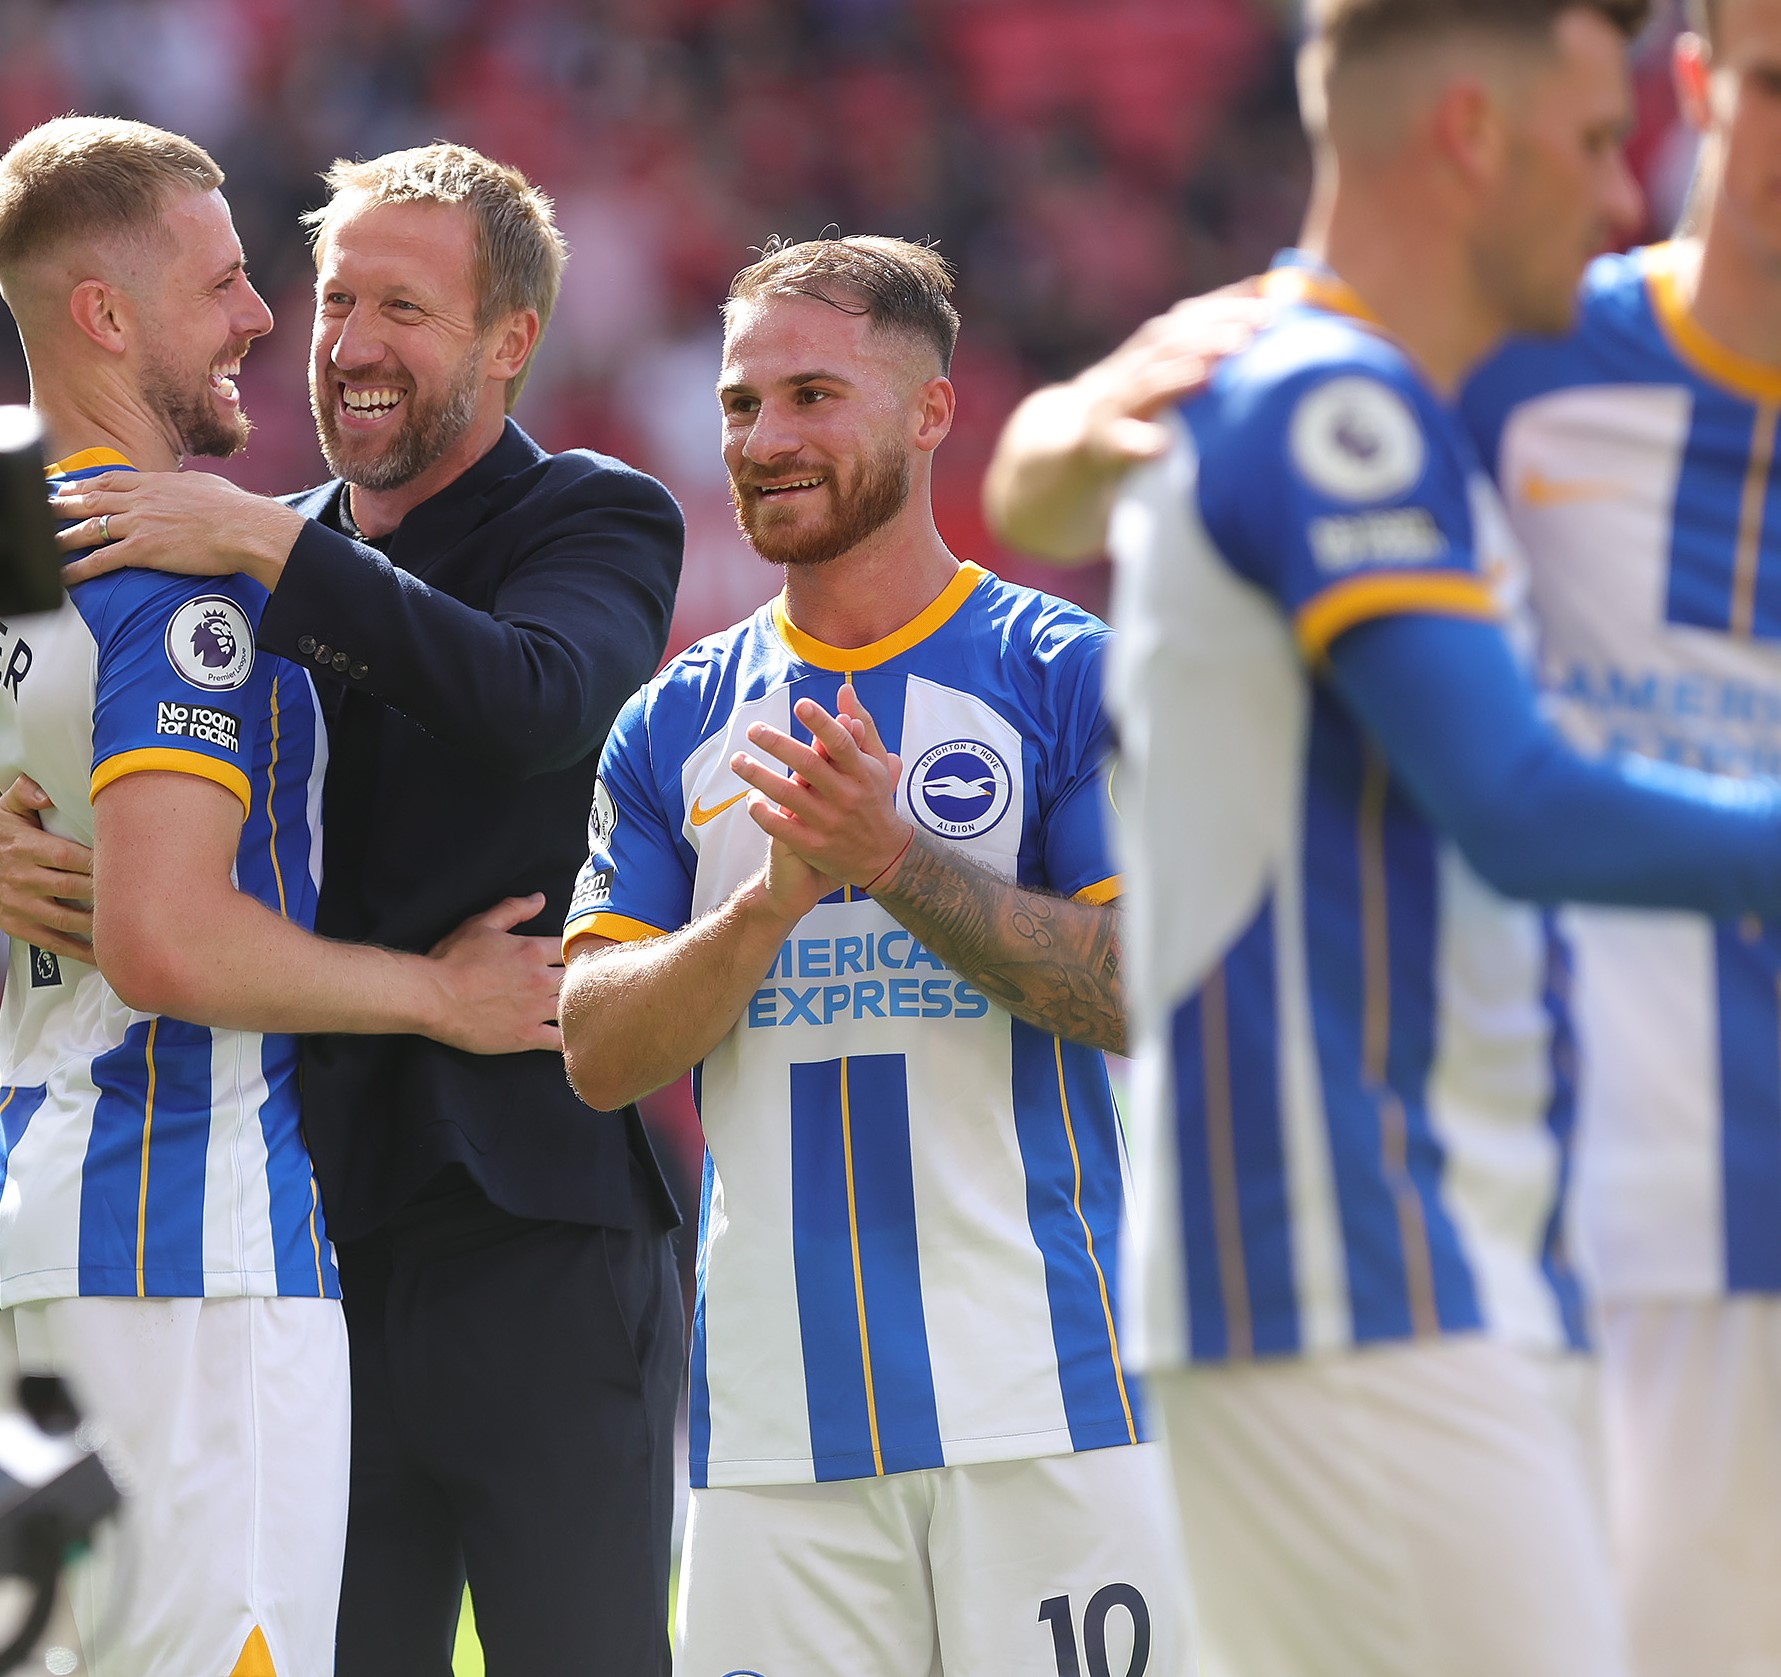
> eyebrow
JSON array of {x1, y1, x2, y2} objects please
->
[
  {"x1": 209, "y1": 256, "x2": 247, "y2": 284},
  {"x1": 716, "y1": 368, "x2": 857, "y2": 397}
]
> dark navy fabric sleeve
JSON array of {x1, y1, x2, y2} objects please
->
[
  {"x1": 262, "y1": 426, "x2": 682, "y2": 777},
  {"x1": 562, "y1": 683, "x2": 695, "y2": 953},
  {"x1": 1328, "y1": 612, "x2": 1781, "y2": 914},
  {"x1": 1191, "y1": 321, "x2": 1500, "y2": 664}
]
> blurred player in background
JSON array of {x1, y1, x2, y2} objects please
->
[
  {"x1": 560, "y1": 236, "x2": 1190, "y2": 1677},
  {"x1": 984, "y1": 0, "x2": 1781, "y2": 1670},
  {"x1": 1456, "y1": 2, "x2": 1781, "y2": 1670},
  {"x1": 0, "y1": 118, "x2": 559, "y2": 1677}
]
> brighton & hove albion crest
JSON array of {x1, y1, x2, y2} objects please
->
[
  {"x1": 165, "y1": 596, "x2": 254, "y2": 690},
  {"x1": 907, "y1": 739, "x2": 1013, "y2": 839}
]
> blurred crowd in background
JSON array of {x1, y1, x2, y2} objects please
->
[{"x1": 0, "y1": 0, "x2": 1706, "y2": 1207}]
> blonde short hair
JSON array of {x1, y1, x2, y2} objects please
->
[
  {"x1": 0, "y1": 115, "x2": 222, "y2": 281},
  {"x1": 303, "y1": 143, "x2": 566, "y2": 408}
]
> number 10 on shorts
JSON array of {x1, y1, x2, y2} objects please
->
[{"x1": 1039, "y1": 1584, "x2": 1152, "y2": 1677}]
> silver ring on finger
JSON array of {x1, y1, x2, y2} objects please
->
[{"x1": 98, "y1": 513, "x2": 113, "y2": 544}]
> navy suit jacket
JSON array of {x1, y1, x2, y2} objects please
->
[{"x1": 264, "y1": 419, "x2": 683, "y2": 1242}]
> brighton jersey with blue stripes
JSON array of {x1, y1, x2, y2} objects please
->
[
  {"x1": 1110, "y1": 257, "x2": 1581, "y2": 1374},
  {"x1": 1462, "y1": 244, "x2": 1781, "y2": 1301},
  {"x1": 565, "y1": 563, "x2": 1140, "y2": 1487},
  {"x1": 0, "y1": 450, "x2": 335, "y2": 1306}
]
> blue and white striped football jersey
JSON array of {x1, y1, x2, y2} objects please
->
[
  {"x1": 565, "y1": 562, "x2": 1140, "y2": 1488},
  {"x1": 1463, "y1": 244, "x2": 1781, "y2": 1301},
  {"x1": 0, "y1": 449, "x2": 335, "y2": 1305},
  {"x1": 1110, "y1": 256, "x2": 1582, "y2": 1374}
]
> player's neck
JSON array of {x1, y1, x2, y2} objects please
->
[
  {"x1": 1307, "y1": 193, "x2": 1504, "y2": 393},
  {"x1": 1685, "y1": 222, "x2": 1781, "y2": 370},
  {"x1": 345, "y1": 402, "x2": 507, "y2": 540},
  {"x1": 777, "y1": 510, "x2": 960, "y2": 653},
  {"x1": 30, "y1": 364, "x2": 180, "y2": 474}
]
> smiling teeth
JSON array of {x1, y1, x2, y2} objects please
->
[
  {"x1": 762, "y1": 477, "x2": 822, "y2": 493},
  {"x1": 344, "y1": 387, "x2": 404, "y2": 415}
]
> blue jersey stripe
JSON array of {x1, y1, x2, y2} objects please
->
[
  {"x1": 1715, "y1": 921, "x2": 1781, "y2": 1288},
  {"x1": 0, "y1": 1084, "x2": 49, "y2": 1193},
  {"x1": 688, "y1": 1149, "x2": 716, "y2": 1488},
  {"x1": 1168, "y1": 899, "x2": 1302, "y2": 1361},
  {"x1": 1302, "y1": 703, "x2": 1481, "y2": 1343},
  {"x1": 790, "y1": 1055, "x2": 942, "y2": 1479},
  {"x1": 1537, "y1": 918, "x2": 1590, "y2": 1346},
  {"x1": 81, "y1": 1019, "x2": 211, "y2": 1296},
  {"x1": 1011, "y1": 1025, "x2": 1142, "y2": 1445},
  {"x1": 137, "y1": 1018, "x2": 211, "y2": 1297},
  {"x1": 1666, "y1": 399, "x2": 1781, "y2": 640},
  {"x1": 258, "y1": 1035, "x2": 336, "y2": 1298},
  {"x1": 235, "y1": 671, "x2": 322, "y2": 924}
]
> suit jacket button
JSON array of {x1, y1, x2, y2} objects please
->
[
  {"x1": 298, "y1": 635, "x2": 316, "y2": 655},
  {"x1": 332, "y1": 652, "x2": 350, "y2": 673},
  {"x1": 349, "y1": 663, "x2": 369, "y2": 681},
  {"x1": 314, "y1": 644, "x2": 333, "y2": 663}
]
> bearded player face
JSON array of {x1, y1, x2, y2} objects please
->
[
  {"x1": 308, "y1": 198, "x2": 489, "y2": 491},
  {"x1": 136, "y1": 188, "x2": 271, "y2": 459},
  {"x1": 719, "y1": 293, "x2": 937, "y2": 568}
]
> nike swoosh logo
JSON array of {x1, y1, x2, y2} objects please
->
[
  {"x1": 689, "y1": 790, "x2": 747, "y2": 827},
  {"x1": 1519, "y1": 471, "x2": 1621, "y2": 508}
]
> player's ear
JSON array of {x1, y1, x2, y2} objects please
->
[
  {"x1": 913, "y1": 375, "x2": 955, "y2": 455},
  {"x1": 1429, "y1": 74, "x2": 1506, "y2": 195},
  {"x1": 486, "y1": 308, "x2": 540, "y2": 386},
  {"x1": 68, "y1": 280, "x2": 132, "y2": 357}
]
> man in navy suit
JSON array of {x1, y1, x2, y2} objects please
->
[{"x1": 25, "y1": 141, "x2": 686, "y2": 1677}]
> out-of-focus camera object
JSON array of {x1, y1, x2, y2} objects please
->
[
  {"x1": 0, "y1": 1329, "x2": 118, "y2": 1676},
  {"x1": 0, "y1": 406, "x2": 65, "y2": 617}
]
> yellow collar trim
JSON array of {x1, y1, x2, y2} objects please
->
[
  {"x1": 44, "y1": 447, "x2": 135, "y2": 478},
  {"x1": 1644, "y1": 242, "x2": 1781, "y2": 406},
  {"x1": 1261, "y1": 265, "x2": 1384, "y2": 328},
  {"x1": 773, "y1": 562, "x2": 987, "y2": 672}
]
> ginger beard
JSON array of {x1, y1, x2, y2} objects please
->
[
  {"x1": 729, "y1": 433, "x2": 912, "y2": 568},
  {"x1": 142, "y1": 339, "x2": 253, "y2": 459},
  {"x1": 310, "y1": 341, "x2": 483, "y2": 491}
]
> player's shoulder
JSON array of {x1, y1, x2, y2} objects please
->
[
  {"x1": 965, "y1": 566, "x2": 1110, "y2": 665},
  {"x1": 619, "y1": 610, "x2": 766, "y2": 742},
  {"x1": 1193, "y1": 310, "x2": 1451, "y2": 485}
]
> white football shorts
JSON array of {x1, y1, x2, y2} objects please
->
[
  {"x1": 675, "y1": 1442, "x2": 1194, "y2": 1677},
  {"x1": 10, "y1": 1294, "x2": 349, "y2": 1677},
  {"x1": 1599, "y1": 1295, "x2": 1781, "y2": 1677},
  {"x1": 1148, "y1": 1336, "x2": 1627, "y2": 1677}
]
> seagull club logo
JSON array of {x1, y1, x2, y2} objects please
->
[
  {"x1": 164, "y1": 596, "x2": 254, "y2": 691},
  {"x1": 907, "y1": 738, "x2": 1013, "y2": 840}
]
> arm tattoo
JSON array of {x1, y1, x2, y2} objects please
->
[{"x1": 874, "y1": 833, "x2": 1126, "y2": 1054}]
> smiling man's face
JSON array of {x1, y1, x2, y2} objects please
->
[
  {"x1": 717, "y1": 291, "x2": 941, "y2": 569},
  {"x1": 136, "y1": 187, "x2": 272, "y2": 459},
  {"x1": 308, "y1": 197, "x2": 492, "y2": 491}
]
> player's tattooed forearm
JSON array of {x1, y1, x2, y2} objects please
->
[{"x1": 876, "y1": 834, "x2": 1126, "y2": 1054}]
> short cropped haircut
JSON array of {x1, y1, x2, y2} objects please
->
[
  {"x1": 0, "y1": 116, "x2": 222, "y2": 279},
  {"x1": 303, "y1": 143, "x2": 566, "y2": 407},
  {"x1": 726, "y1": 235, "x2": 960, "y2": 376},
  {"x1": 1311, "y1": 0, "x2": 1652, "y2": 66}
]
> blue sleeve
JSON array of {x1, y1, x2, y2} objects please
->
[
  {"x1": 562, "y1": 686, "x2": 694, "y2": 951},
  {"x1": 86, "y1": 571, "x2": 275, "y2": 819},
  {"x1": 1034, "y1": 628, "x2": 1120, "y2": 902},
  {"x1": 1194, "y1": 334, "x2": 1499, "y2": 664},
  {"x1": 1327, "y1": 613, "x2": 1781, "y2": 914}
]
